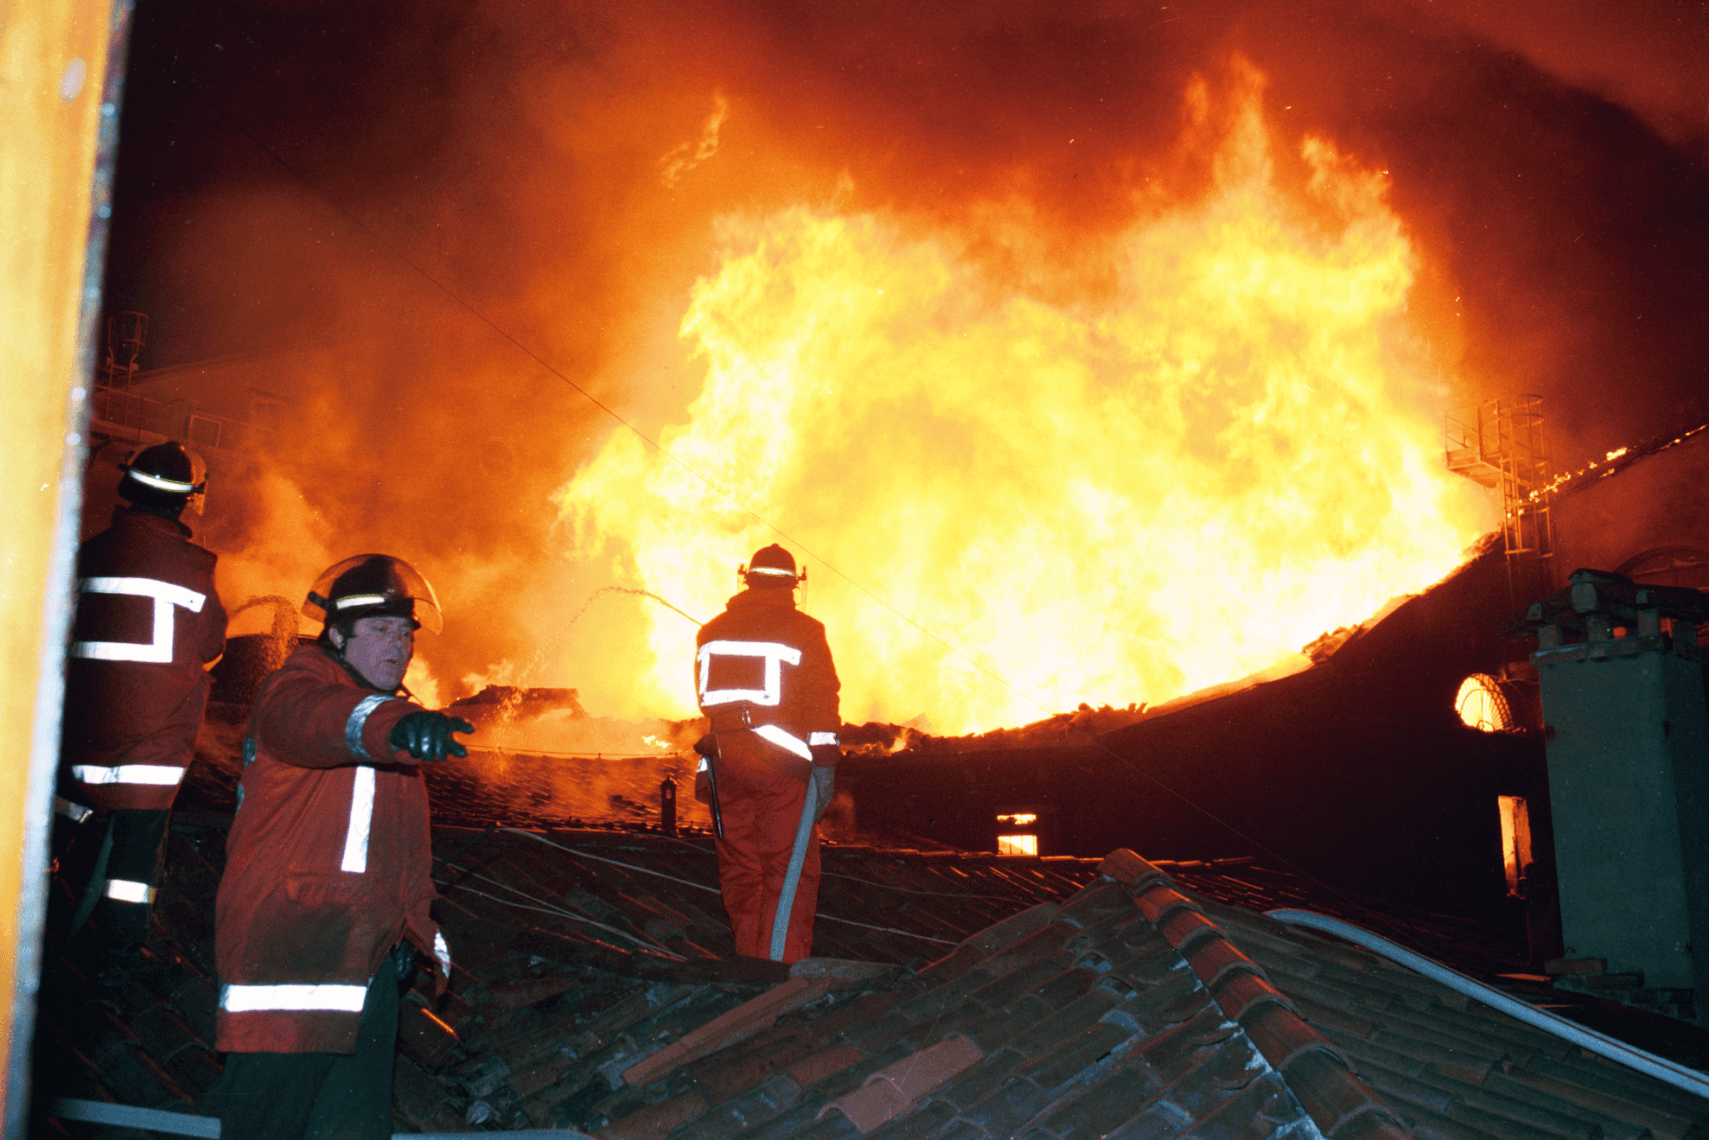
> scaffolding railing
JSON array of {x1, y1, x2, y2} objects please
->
[
  {"x1": 88, "y1": 385, "x2": 272, "y2": 456},
  {"x1": 1446, "y1": 395, "x2": 1554, "y2": 603}
]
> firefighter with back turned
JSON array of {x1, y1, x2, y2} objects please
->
[
  {"x1": 55, "y1": 440, "x2": 228, "y2": 956},
  {"x1": 212, "y1": 555, "x2": 473, "y2": 1140},
  {"x1": 694, "y1": 543, "x2": 841, "y2": 963}
]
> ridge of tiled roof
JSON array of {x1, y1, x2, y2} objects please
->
[
  {"x1": 591, "y1": 848, "x2": 1384, "y2": 1140},
  {"x1": 588, "y1": 849, "x2": 1709, "y2": 1140},
  {"x1": 1198, "y1": 898, "x2": 1709, "y2": 1140},
  {"x1": 1097, "y1": 848, "x2": 1412, "y2": 1140}
]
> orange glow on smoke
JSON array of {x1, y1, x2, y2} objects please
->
[{"x1": 556, "y1": 64, "x2": 1492, "y2": 734}]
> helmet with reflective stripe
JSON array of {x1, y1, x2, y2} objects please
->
[
  {"x1": 742, "y1": 544, "x2": 801, "y2": 589},
  {"x1": 119, "y1": 441, "x2": 207, "y2": 516},
  {"x1": 304, "y1": 554, "x2": 443, "y2": 634}
]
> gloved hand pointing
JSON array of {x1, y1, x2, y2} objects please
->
[{"x1": 389, "y1": 711, "x2": 475, "y2": 762}]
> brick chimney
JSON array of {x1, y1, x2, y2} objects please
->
[{"x1": 1529, "y1": 568, "x2": 1709, "y2": 1023}]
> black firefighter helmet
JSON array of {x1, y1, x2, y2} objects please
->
[
  {"x1": 741, "y1": 543, "x2": 802, "y2": 589},
  {"x1": 304, "y1": 554, "x2": 443, "y2": 634},
  {"x1": 119, "y1": 440, "x2": 207, "y2": 516}
]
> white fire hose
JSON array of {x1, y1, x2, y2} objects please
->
[
  {"x1": 768, "y1": 774, "x2": 821, "y2": 961},
  {"x1": 1265, "y1": 909, "x2": 1709, "y2": 1102}
]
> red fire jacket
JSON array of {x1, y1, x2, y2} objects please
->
[
  {"x1": 215, "y1": 645, "x2": 447, "y2": 1054},
  {"x1": 694, "y1": 587, "x2": 841, "y2": 772},
  {"x1": 60, "y1": 508, "x2": 228, "y2": 812}
]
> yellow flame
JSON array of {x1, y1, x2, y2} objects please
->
[{"x1": 556, "y1": 71, "x2": 1491, "y2": 733}]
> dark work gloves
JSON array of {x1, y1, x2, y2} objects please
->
[{"x1": 390, "y1": 711, "x2": 475, "y2": 762}]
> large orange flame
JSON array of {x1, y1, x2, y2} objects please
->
[{"x1": 555, "y1": 66, "x2": 1492, "y2": 734}]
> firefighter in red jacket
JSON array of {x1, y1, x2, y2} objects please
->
[
  {"x1": 56, "y1": 441, "x2": 228, "y2": 952},
  {"x1": 213, "y1": 554, "x2": 473, "y2": 1140},
  {"x1": 695, "y1": 544, "x2": 840, "y2": 963}
]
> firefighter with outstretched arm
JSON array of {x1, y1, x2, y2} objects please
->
[{"x1": 213, "y1": 555, "x2": 473, "y2": 1140}]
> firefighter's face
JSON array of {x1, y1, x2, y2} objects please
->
[{"x1": 335, "y1": 615, "x2": 415, "y2": 690}]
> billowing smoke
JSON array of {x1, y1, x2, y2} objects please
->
[{"x1": 104, "y1": 0, "x2": 1709, "y2": 726}]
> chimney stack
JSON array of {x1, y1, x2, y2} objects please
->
[{"x1": 1529, "y1": 568, "x2": 1709, "y2": 1023}]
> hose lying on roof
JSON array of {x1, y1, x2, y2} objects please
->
[{"x1": 1265, "y1": 909, "x2": 1709, "y2": 1102}]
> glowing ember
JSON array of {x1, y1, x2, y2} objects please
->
[{"x1": 557, "y1": 65, "x2": 1492, "y2": 734}]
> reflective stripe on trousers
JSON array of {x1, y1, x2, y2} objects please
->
[{"x1": 105, "y1": 879, "x2": 156, "y2": 904}]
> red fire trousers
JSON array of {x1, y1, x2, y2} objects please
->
[{"x1": 705, "y1": 736, "x2": 820, "y2": 963}]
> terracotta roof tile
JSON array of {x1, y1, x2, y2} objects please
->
[
  {"x1": 1280, "y1": 975, "x2": 1395, "y2": 1027},
  {"x1": 1027, "y1": 1065, "x2": 1156, "y2": 1138},
  {"x1": 1240, "y1": 1003, "x2": 1345, "y2": 1074},
  {"x1": 1182, "y1": 1069, "x2": 1310, "y2": 1140},
  {"x1": 1325, "y1": 1105, "x2": 1421, "y2": 1140},
  {"x1": 1127, "y1": 965, "x2": 1220, "y2": 1036},
  {"x1": 1455, "y1": 1078, "x2": 1610, "y2": 1139},
  {"x1": 1002, "y1": 989, "x2": 1123, "y2": 1058},
  {"x1": 1133, "y1": 1003, "x2": 1242, "y2": 1083},
  {"x1": 1209, "y1": 969, "x2": 1294, "y2": 1027},
  {"x1": 1182, "y1": 934, "x2": 1263, "y2": 990},
  {"x1": 1134, "y1": 884, "x2": 1197, "y2": 928},
  {"x1": 622, "y1": 977, "x2": 830, "y2": 1088},
  {"x1": 1014, "y1": 1018, "x2": 1134, "y2": 1092},
  {"x1": 744, "y1": 1101, "x2": 860, "y2": 1140},
  {"x1": 1283, "y1": 1049, "x2": 1409, "y2": 1137},
  {"x1": 1364, "y1": 1019, "x2": 1506, "y2": 1075},
  {"x1": 1511, "y1": 1055, "x2": 1701, "y2": 1139},
  {"x1": 1032, "y1": 962, "x2": 1100, "y2": 1009},
  {"x1": 595, "y1": 1088, "x2": 708, "y2": 1140},
  {"x1": 964, "y1": 954, "x2": 1080, "y2": 1016},
  {"x1": 786, "y1": 1042, "x2": 869, "y2": 1090},
  {"x1": 1098, "y1": 1095, "x2": 1198, "y2": 1139},
  {"x1": 822, "y1": 1036, "x2": 984, "y2": 1134}
]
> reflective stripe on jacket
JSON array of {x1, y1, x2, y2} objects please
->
[
  {"x1": 215, "y1": 645, "x2": 442, "y2": 1054},
  {"x1": 59, "y1": 508, "x2": 228, "y2": 811},
  {"x1": 695, "y1": 588, "x2": 840, "y2": 769}
]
